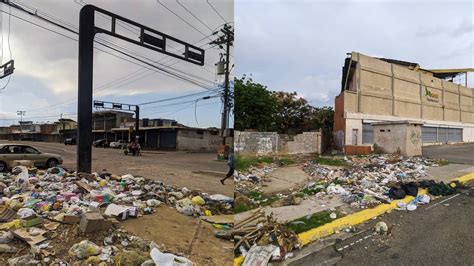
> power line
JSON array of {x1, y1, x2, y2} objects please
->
[
  {"x1": 156, "y1": 0, "x2": 212, "y2": 40},
  {"x1": 1, "y1": 2, "x2": 225, "y2": 121},
  {"x1": 140, "y1": 93, "x2": 220, "y2": 111},
  {"x1": 206, "y1": 0, "x2": 227, "y2": 23},
  {"x1": 139, "y1": 88, "x2": 220, "y2": 106},
  {"x1": 143, "y1": 98, "x2": 220, "y2": 117},
  {"x1": 0, "y1": 4, "x2": 215, "y2": 90},
  {"x1": 176, "y1": 0, "x2": 213, "y2": 32}
]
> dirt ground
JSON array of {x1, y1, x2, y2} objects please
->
[
  {"x1": 0, "y1": 140, "x2": 234, "y2": 265},
  {"x1": 122, "y1": 207, "x2": 233, "y2": 266},
  {"x1": 0, "y1": 141, "x2": 233, "y2": 197}
]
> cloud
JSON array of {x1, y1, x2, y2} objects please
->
[
  {"x1": 0, "y1": 0, "x2": 233, "y2": 127},
  {"x1": 235, "y1": 0, "x2": 473, "y2": 109}
]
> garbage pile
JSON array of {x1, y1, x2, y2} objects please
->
[
  {"x1": 235, "y1": 165, "x2": 276, "y2": 195},
  {"x1": 0, "y1": 165, "x2": 233, "y2": 264},
  {"x1": 300, "y1": 155, "x2": 438, "y2": 208},
  {"x1": 234, "y1": 208, "x2": 300, "y2": 264}
]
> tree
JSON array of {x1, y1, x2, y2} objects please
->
[
  {"x1": 234, "y1": 75, "x2": 335, "y2": 135},
  {"x1": 234, "y1": 75, "x2": 279, "y2": 131},
  {"x1": 273, "y1": 91, "x2": 312, "y2": 134}
]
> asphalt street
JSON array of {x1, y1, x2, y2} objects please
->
[
  {"x1": 423, "y1": 143, "x2": 474, "y2": 165},
  {"x1": 0, "y1": 140, "x2": 233, "y2": 196},
  {"x1": 289, "y1": 186, "x2": 474, "y2": 266}
]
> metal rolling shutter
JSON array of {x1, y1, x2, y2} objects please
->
[
  {"x1": 362, "y1": 123, "x2": 373, "y2": 144},
  {"x1": 422, "y1": 126, "x2": 463, "y2": 143},
  {"x1": 422, "y1": 126, "x2": 437, "y2": 142},
  {"x1": 448, "y1": 128, "x2": 462, "y2": 142}
]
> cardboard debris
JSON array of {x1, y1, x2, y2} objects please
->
[
  {"x1": 0, "y1": 206, "x2": 17, "y2": 222},
  {"x1": 12, "y1": 228, "x2": 47, "y2": 246},
  {"x1": 104, "y1": 204, "x2": 138, "y2": 220}
]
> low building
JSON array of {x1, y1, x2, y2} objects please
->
[
  {"x1": 111, "y1": 126, "x2": 222, "y2": 151},
  {"x1": 333, "y1": 51, "x2": 474, "y2": 152},
  {"x1": 0, "y1": 119, "x2": 77, "y2": 142}
]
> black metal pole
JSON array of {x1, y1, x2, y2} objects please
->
[
  {"x1": 134, "y1": 105, "x2": 140, "y2": 142},
  {"x1": 77, "y1": 5, "x2": 95, "y2": 173}
]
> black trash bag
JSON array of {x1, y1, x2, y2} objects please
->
[
  {"x1": 402, "y1": 182, "x2": 418, "y2": 197},
  {"x1": 428, "y1": 182, "x2": 456, "y2": 196},
  {"x1": 418, "y1": 180, "x2": 436, "y2": 189},
  {"x1": 388, "y1": 187, "x2": 406, "y2": 199}
]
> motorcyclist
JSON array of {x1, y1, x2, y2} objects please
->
[{"x1": 128, "y1": 139, "x2": 141, "y2": 156}]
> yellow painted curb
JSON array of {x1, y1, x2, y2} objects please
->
[
  {"x1": 452, "y1": 172, "x2": 474, "y2": 185},
  {"x1": 298, "y1": 189, "x2": 428, "y2": 246},
  {"x1": 234, "y1": 171, "x2": 474, "y2": 264}
]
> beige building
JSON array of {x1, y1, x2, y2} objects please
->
[{"x1": 334, "y1": 52, "x2": 474, "y2": 150}]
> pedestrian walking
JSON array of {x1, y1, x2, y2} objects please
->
[{"x1": 220, "y1": 148, "x2": 234, "y2": 185}]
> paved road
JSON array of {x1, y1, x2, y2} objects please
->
[
  {"x1": 423, "y1": 143, "x2": 474, "y2": 164},
  {"x1": 289, "y1": 186, "x2": 474, "y2": 266},
  {"x1": 0, "y1": 140, "x2": 233, "y2": 196}
]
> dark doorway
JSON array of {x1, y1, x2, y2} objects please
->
[{"x1": 159, "y1": 130, "x2": 177, "y2": 150}]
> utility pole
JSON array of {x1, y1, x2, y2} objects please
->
[
  {"x1": 1, "y1": 2, "x2": 205, "y2": 173},
  {"x1": 17, "y1": 110, "x2": 25, "y2": 140},
  {"x1": 210, "y1": 24, "x2": 233, "y2": 145}
]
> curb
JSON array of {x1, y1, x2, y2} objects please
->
[
  {"x1": 298, "y1": 172, "x2": 474, "y2": 246},
  {"x1": 234, "y1": 172, "x2": 474, "y2": 265},
  {"x1": 298, "y1": 188, "x2": 428, "y2": 245}
]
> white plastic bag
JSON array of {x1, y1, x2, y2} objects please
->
[{"x1": 150, "y1": 248, "x2": 194, "y2": 266}]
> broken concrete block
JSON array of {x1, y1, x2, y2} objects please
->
[
  {"x1": 63, "y1": 215, "x2": 81, "y2": 224},
  {"x1": 79, "y1": 212, "x2": 105, "y2": 233}
]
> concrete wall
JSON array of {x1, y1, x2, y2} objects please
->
[
  {"x1": 286, "y1": 132, "x2": 322, "y2": 154},
  {"x1": 235, "y1": 131, "x2": 279, "y2": 155},
  {"x1": 176, "y1": 129, "x2": 222, "y2": 152},
  {"x1": 348, "y1": 52, "x2": 474, "y2": 124},
  {"x1": 373, "y1": 122, "x2": 422, "y2": 156},
  {"x1": 235, "y1": 131, "x2": 321, "y2": 155}
]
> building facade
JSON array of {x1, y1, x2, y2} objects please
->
[{"x1": 334, "y1": 52, "x2": 474, "y2": 150}]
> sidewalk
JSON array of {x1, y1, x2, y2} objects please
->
[{"x1": 427, "y1": 163, "x2": 474, "y2": 182}]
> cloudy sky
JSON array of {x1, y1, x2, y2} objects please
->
[
  {"x1": 0, "y1": 0, "x2": 233, "y2": 127},
  {"x1": 235, "y1": 0, "x2": 473, "y2": 108}
]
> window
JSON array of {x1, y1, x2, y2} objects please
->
[
  {"x1": 196, "y1": 130, "x2": 204, "y2": 135},
  {"x1": 0, "y1": 146, "x2": 10, "y2": 154},
  {"x1": 24, "y1": 147, "x2": 39, "y2": 154}
]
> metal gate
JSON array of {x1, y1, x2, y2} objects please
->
[
  {"x1": 422, "y1": 126, "x2": 463, "y2": 143},
  {"x1": 159, "y1": 130, "x2": 177, "y2": 150}
]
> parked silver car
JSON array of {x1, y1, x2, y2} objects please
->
[
  {"x1": 109, "y1": 140, "x2": 127, "y2": 149},
  {"x1": 0, "y1": 143, "x2": 63, "y2": 172}
]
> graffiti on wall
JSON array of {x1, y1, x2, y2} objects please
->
[{"x1": 410, "y1": 130, "x2": 421, "y2": 145}]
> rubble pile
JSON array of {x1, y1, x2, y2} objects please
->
[
  {"x1": 0, "y1": 165, "x2": 233, "y2": 264},
  {"x1": 234, "y1": 209, "x2": 300, "y2": 264},
  {"x1": 300, "y1": 155, "x2": 437, "y2": 208}
]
